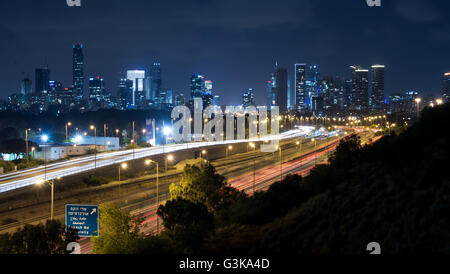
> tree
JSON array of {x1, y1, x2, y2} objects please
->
[
  {"x1": 169, "y1": 163, "x2": 245, "y2": 211},
  {"x1": 157, "y1": 197, "x2": 214, "y2": 253},
  {"x1": 0, "y1": 220, "x2": 79, "y2": 254},
  {"x1": 91, "y1": 204, "x2": 145, "y2": 254}
]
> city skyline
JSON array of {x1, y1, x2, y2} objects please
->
[{"x1": 1, "y1": 0, "x2": 449, "y2": 105}]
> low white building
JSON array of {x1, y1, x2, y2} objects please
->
[
  {"x1": 73, "y1": 136, "x2": 120, "y2": 151},
  {"x1": 34, "y1": 144, "x2": 104, "y2": 161}
]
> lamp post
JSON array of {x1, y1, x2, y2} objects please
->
[
  {"x1": 165, "y1": 154, "x2": 174, "y2": 172},
  {"x1": 201, "y1": 150, "x2": 207, "y2": 162},
  {"x1": 90, "y1": 125, "x2": 97, "y2": 172},
  {"x1": 278, "y1": 145, "x2": 282, "y2": 181},
  {"x1": 312, "y1": 138, "x2": 317, "y2": 166},
  {"x1": 65, "y1": 122, "x2": 72, "y2": 143},
  {"x1": 145, "y1": 159, "x2": 160, "y2": 234},
  {"x1": 36, "y1": 176, "x2": 61, "y2": 220},
  {"x1": 415, "y1": 98, "x2": 422, "y2": 119},
  {"x1": 41, "y1": 134, "x2": 49, "y2": 181},
  {"x1": 25, "y1": 129, "x2": 29, "y2": 163},
  {"x1": 118, "y1": 162, "x2": 128, "y2": 196},
  {"x1": 249, "y1": 142, "x2": 256, "y2": 193}
]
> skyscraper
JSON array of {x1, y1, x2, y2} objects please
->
[
  {"x1": 202, "y1": 79, "x2": 214, "y2": 108},
  {"x1": 350, "y1": 66, "x2": 369, "y2": 111},
  {"x1": 243, "y1": 88, "x2": 255, "y2": 107},
  {"x1": 275, "y1": 67, "x2": 288, "y2": 113},
  {"x1": 35, "y1": 67, "x2": 50, "y2": 95},
  {"x1": 118, "y1": 78, "x2": 133, "y2": 109},
  {"x1": 89, "y1": 76, "x2": 109, "y2": 109},
  {"x1": 150, "y1": 62, "x2": 162, "y2": 101},
  {"x1": 443, "y1": 72, "x2": 450, "y2": 102},
  {"x1": 127, "y1": 70, "x2": 146, "y2": 107},
  {"x1": 21, "y1": 78, "x2": 32, "y2": 95},
  {"x1": 266, "y1": 74, "x2": 276, "y2": 109},
  {"x1": 371, "y1": 65, "x2": 385, "y2": 110},
  {"x1": 295, "y1": 63, "x2": 307, "y2": 111},
  {"x1": 72, "y1": 44, "x2": 84, "y2": 102},
  {"x1": 190, "y1": 74, "x2": 205, "y2": 99},
  {"x1": 306, "y1": 65, "x2": 319, "y2": 110}
]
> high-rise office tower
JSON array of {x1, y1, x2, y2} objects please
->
[
  {"x1": 190, "y1": 74, "x2": 205, "y2": 99},
  {"x1": 305, "y1": 65, "x2": 319, "y2": 110},
  {"x1": 266, "y1": 74, "x2": 276, "y2": 109},
  {"x1": 202, "y1": 79, "x2": 214, "y2": 108},
  {"x1": 243, "y1": 88, "x2": 255, "y2": 107},
  {"x1": 276, "y1": 67, "x2": 288, "y2": 113},
  {"x1": 89, "y1": 76, "x2": 108, "y2": 105},
  {"x1": 443, "y1": 72, "x2": 450, "y2": 102},
  {"x1": 127, "y1": 70, "x2": 146, "y2": 107},
  {"x1": 118, "y1": 78, "x2": 134, "y2": 109},
  {"x1": 35, "y1": 67, "x2": 50, "y2": 95},
  {"x1": 174, "y1": 93, "x2": 186, "y2": 107},
  {"x1": 72, "y1": 44, "x2": 84, "y2": 101},
  {"x1": 21, "y1": 78, "x2": 32, "y2": 95},
  {"x1": 350, "y1": 66, "x2": 369, "y2": 111},
  {"x1": 150, "y1": 62, "x2": 162, "y2": 101},
  {"x1": 295, "y1": 63, "x2": 307, "y2": 111},
  {"x1": 371, "y1": 65, "x2": 385, "y2": 110},
  {"x1": 213, "y1": 95, "x2": 220, "y2": 106}
]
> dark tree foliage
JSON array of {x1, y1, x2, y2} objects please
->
[
  {"x1": 205, "y1": 103, "x2": 450, "y2": 254},
  {"x1": 157, "y1": 197, "x2": 214, "y2": 253},
  {"x1": 171, "y1": 163, "x2": 247, "y2": 212},
  {"x1": 0, "y1": 220, "x2": 79, "y2": 254}
]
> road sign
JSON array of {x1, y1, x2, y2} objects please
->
[{"x1": 65, "y1": 204, "x2": 99, "y2": 237}]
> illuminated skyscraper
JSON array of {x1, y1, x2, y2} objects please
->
[
  {"x1": 118, "y1": 78, "x2": 133, "y2": 109},
  {"x1": 72, "y1": 44, "x2": 84, "y2": 102},
  {"x1": 150, "y1": 62, "x2": 162, "y2": 101},
  {"x1": 88, "y1": 76, "x2": 110, "y2": 109},
  {"x1": 350, "y1": 66, "x2": 369, "y2": 111},
  {"x1": 371, "y1": 65, "x2": 385, "y2": 110},
  {"x1": 127, "y1": 70, "x2": 146, "y2": 107},
  {"x1": 243, "y1": 88, "x2": 255, "y2": 107},
  {"x1": 443, "y1": 72, "x2": 450, "y2": 102},
  {"x1": 295, "y1": 64, "x2": 307, "y2": 111}
]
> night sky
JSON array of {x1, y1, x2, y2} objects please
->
[{"x1": 0, "y1": 0, "x2": 449, "y2": 105}]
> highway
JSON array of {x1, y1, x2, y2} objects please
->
[
  {"x1": 78, "y1": 135, "x2": 348, "y2": 254},
  {"x1": 0, "y1": 127, "x2": 318, "y2": 193}
]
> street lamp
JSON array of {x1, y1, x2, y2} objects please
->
[
  {"x1": 118, "y1": 162, "x2": 128, "y2": 196},
  {"x1": 41, "y1": 134, "x2": 49, "y2": 180},
  {"x1": 163, "y1": 126, "x2": 172, "y2": 153},
  {"x1": 415, "y1": 98, "x2": 422, "y2": 119},
  {"x1": 312, "y1": 138, "x2": 317, "y2": 165},
  {"x1": 36, "y1": 176, "x2": 61, "y2": 220},
  {"x1": 201, "y1": 150, "x2": 207, "y2": 162},
  {"x1": 65, "y1": 122, "x2": 72, "y2": 143},
  {"x1": 90, "y1": 125, "x2": 97, "y2": 171},
  {"x1": 226, "y1": 145, "x2": 233, "y2": 157},
  {"x1": 145, "y1": 159, "x2": 160, "y2": 234},
  {"x1": 249, "y1": 142, "x2": 256, "y2": 193},
  {"x1": 436, "y1": 99, "x2": 443, "y2": 105},
  {"x1": 165, "y1": 154, "x2": 174, "y2": 172}
]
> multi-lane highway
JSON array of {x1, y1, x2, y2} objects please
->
[
  {"x1": 78, "y1": 136, "x2": 344, "y2": 254},
  {"x1": 0, "y1": 127, "x2": 318, "y2": 193}
]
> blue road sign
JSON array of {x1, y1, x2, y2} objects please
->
[{"x1": 65, "y1": 204, "x2": 99, "y2": 237}]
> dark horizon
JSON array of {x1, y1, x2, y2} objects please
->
[{"x1": 1, "y1": 0, "x2": 449, "y2": 105}]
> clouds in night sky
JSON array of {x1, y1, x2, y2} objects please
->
[{"x1": 0, "y1": 0, "x2": 449, "y2": 104}]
